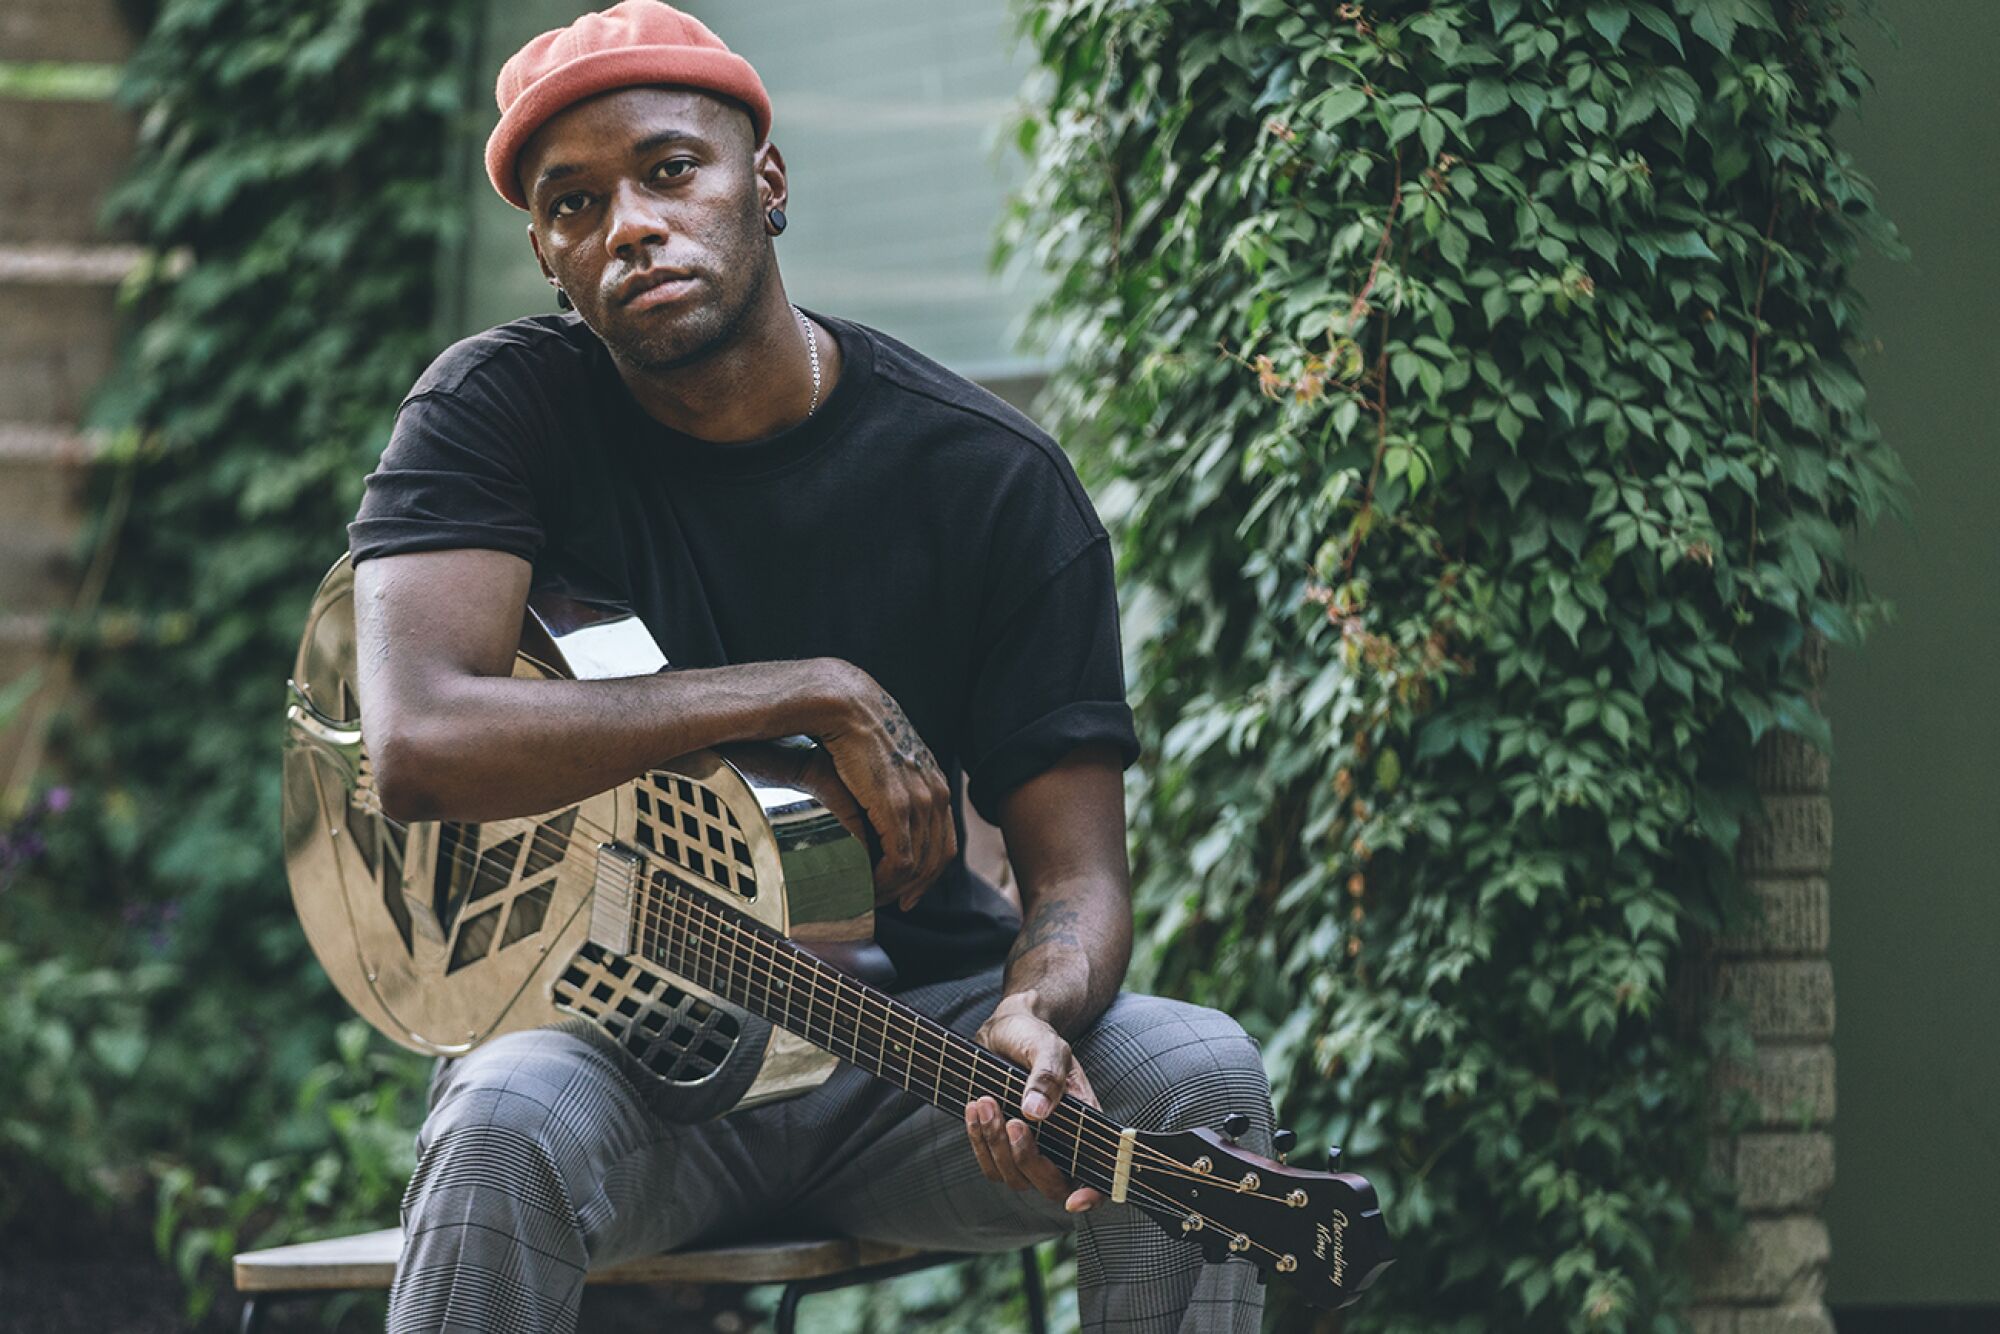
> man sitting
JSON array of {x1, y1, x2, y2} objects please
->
[{"x1": 347, "y1": 5, "x2": 1273, "y2": 1330}]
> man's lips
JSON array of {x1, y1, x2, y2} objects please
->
[{"x1": 617, "y1": 267, "x2": 698, "y2": 307}]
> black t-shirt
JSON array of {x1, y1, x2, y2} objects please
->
[{"x1": 347, "y1": 308, "x2": 1139, "y2": 986}]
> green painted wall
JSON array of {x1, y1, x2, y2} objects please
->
[{"x1": 1826, "y1": 0, "x2": 2000, "y2": 1306}]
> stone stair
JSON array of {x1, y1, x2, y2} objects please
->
[{"x1": 0, "y1": 0, "x2": 136, "y2": 800}]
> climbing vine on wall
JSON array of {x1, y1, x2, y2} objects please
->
[
  {"x1": 6, "y1": 0, "x2": 475, "y2": 1317},
  {"x1": 1009, "y1": 0, "x2": 1906, "y2": 1327}
]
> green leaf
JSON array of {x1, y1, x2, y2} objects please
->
[
  {"x1": 1686, "y1": 0, "x2": 1746, "y2": 53},
  {"x1": 1511, "y1": 83, "x2": 1549, "y2": 128},
  {"x1": 1314, "y1": 86, "x2": 1371, "y2": 127},
  {"x1": 1656, "y1": 230, "x2": 1719, "y2": 261},
  {"x1": 1466, "y1": 78, "x2": 1511, "y2": 124},
  {"x1": 1587, "y1": 3, "x2": 1631, "y2": 46}
]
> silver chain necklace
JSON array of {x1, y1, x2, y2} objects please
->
[{"x1": 791, "y1": 303, "x2": 821, "y2": 417}]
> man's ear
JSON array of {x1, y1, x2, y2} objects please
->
[
  {"x1": 754, "y1": 139, "x2": 789, "y2": 221},
  {"x1": 527, "y1": 223, "x2": 554, "y2": 285}
]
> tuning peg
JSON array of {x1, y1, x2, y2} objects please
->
[
  {"x1": 1326, "y1": 1144, "x2": 1344, "y2": 1172},
  {"x1": 1221, "y1": 1112, "x2": 1250, "y2": 1141},
  {"x1": 1273, "y1": 1128, "x2": 1297, "y2": 1163}
]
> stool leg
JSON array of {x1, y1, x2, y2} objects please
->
[
  {"x1": 238, "y1": 1297, "x2": 264, "y2": 1334},
  {"x1": 776, "y1": 1281, "x2": 805, "y2": 1334},
  {"x1": 1019, "y1": 1245, "x2": 1048, "y2": 1334}
]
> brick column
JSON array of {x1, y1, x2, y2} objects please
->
[{"x1": 1691, "y1": 637, "x2": 1835, "y2": 1334}]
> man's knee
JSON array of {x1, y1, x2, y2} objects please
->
[
  {"x1": 406, "y1": 1028, "x2": 631, "y2": 1229},
  {"x1": 1080, "y1": 995, "x2": 1273, "y2": 1143}
]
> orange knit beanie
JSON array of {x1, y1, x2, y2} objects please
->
[{"x1": 485, "y1": 0, "x2": 773, "y2": 211}]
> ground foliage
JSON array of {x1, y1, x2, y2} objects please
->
[
  {"x1": 1006, "y1": 0, "x2": 1907, "y2": 1328},
  {"x1": 4, "y1": 0, "x2": 474, "y2": 1320}
]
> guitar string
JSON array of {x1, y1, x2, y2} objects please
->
[
  {"x1": 635, "y1": 875, "x2": 1308, "y2": 1238},
  {"x1": 400, "y1": 807, "x2": 1300, "y2": 1214},
  {"x1": 397, "y1": 804, "x2": 1305, "y2": 1210},
  {"x1": 631, "y1": 881, "x2": 1290, "y2": 1258},
  {"x1": 384, "y1": 804, "x2": 1303, "y2": 1210}
]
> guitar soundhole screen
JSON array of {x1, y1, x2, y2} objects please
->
[
  {"x1": 633, "y1": 773, "x2": 758, "y2": 902},
  {"x1": 435, "y1": 809, "x2": 579, "y2": 973},
  {"x1": 552, "y1": 942, "x2": 741, "y2": 1084}
]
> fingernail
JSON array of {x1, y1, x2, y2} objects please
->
[
  {"x1": 980, "y1": 1101, "x2": 997, "y2": 1125},
  {"x1": 1022, "y1": 1092, "x2": 1049, "y2": 1119}
]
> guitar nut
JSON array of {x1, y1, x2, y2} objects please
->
[
  {"x1": 1193, "y1": 1156, "x2": 1213, "y2": 1174},
  {"x1": 1238, "y1": 1172, "x2": 1260, "y2": 1192},
  {"x1": 1286, "y1": 1188, "x2": 1309, "y2": 1208},
  {"x1": 1277, "y1": 1254, "x2": 1298, "y2": 1273},
  {"x1": 1228, "y1": 1233, "x2": 1251, "y2": 1253}
]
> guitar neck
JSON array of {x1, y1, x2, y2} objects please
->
[{"x1": 633, "y1": 873, "x2": 1131, "y2": 1198}]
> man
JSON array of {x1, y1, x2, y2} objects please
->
[{"x1": 347, "y1": 4, "x2": 1273, "y2": 1330}]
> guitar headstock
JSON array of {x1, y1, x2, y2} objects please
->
[{"x1": 1120, "y1": 1123, "x2": 1392, "y2": 1310}]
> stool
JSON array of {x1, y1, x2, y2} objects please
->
[{"x1": 231, "y1": 1227, "x2": 1049, "y2": 1333}]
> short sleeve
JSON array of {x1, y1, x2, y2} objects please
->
[
  {"x1": 347, "y1": 389, "x2": 547, "y2": 565},
  {"x1": 962, "y1": 533, "x2": 1140, "y2": 825}
]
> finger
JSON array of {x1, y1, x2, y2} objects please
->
[
  {"x1": 1005, "y1": 1117, "x2": 1072, "y2": 1205},
  {"x1": 980, "y1": 1104, "x2": 1036, "y2": 1191},
  {"x1": 1067, "y1": 1062, "x2": 1102, "y2": 1112},
  {"x1": 964, "y1": 1100, "x2": 1002, "y2": 1183},
  {"x1": 1020, "y1": 1038, "x2": 1072, "y2": 1122},
  {"x1": 867, "y1": 798, "x2": 915, "y2": 902},
  {"x1": 899, "y1": 793, "x2": 943, "y2": 911},
  {"x1": 1065, "y1": 1186, "x2": 1106, "y2": 1213},
  {"x1": 896, "y1": 777, "x2": 951, "y2": 912},
  {"x1": 971, "y1": 1098, "x2": 1027, "y2": 1189}
]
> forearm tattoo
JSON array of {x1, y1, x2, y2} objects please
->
[
  {"x1": 877, "y1": 688, "x2": 942, "y2": 781},
  {"x1": 1006, "y1": 901, "x2": 1083, "y2": 965}
]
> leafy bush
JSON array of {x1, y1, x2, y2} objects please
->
[
  {"x1": 1007, "y1": 0, "x2": 1906, "y2": 1327},
  {"x1": 8, "y1": 0, "x2": 475, "y2": 1317}
]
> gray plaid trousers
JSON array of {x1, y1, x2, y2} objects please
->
[{"x1": 387, "y1": 965, "x2": 1274, "y2": 1333}]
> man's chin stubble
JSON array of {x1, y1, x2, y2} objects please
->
[{"x1": 611, "y1": 272, "x2": 769, "y2": 376}]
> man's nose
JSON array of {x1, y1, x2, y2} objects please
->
[{"x1": 603, "y1": 179, "x2": 669, "y2": 258}]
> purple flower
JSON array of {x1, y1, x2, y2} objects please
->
[{"x1": 44, "y1": 786, "x2": 72, "y2": 814}]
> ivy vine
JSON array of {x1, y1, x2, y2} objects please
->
[
  {"x1": 1008, "y1": 0, "x2": 1906, "y2": 1327},
  {"x1": 9, "y1": 0, "x2": 474, "y2": 1315}
]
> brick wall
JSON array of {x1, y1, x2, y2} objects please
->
[{"x1": 1692, "y1": 635, "x2": 1836, "y2": 1333}]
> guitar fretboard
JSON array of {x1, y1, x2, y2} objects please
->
[{"x1": 633, "y1": 872, "x2": 1132, "y2": 1198}]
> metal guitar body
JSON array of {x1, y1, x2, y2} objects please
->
[{"x1": 281, "y1": 554, "x2": 876, "y2": 1120}]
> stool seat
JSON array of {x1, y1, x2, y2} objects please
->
[
  {"x1": 230, "y1": 1226, "x2": 1047, "y2": 1334},
  {"x1": 233, "y1": 1226, "x2": 930, "y2": 1292}
]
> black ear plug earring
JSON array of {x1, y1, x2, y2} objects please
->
[
  {"x1": 767, "y1": 206, "x2": 787, "y2": 235},
  {"x1": 548, "y1": 276, "x2": 572, "y2": 310}
]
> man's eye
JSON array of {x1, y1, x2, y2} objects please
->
[
  {"x1": 551, "y1": 193, "x2": 588, "y2": 218},
  {"x1": 653, "y1": 159, "x2": 694, "y2": 181}
]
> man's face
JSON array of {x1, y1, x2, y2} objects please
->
[{"x1": 519, "y1": 86, "x2": 778, "y2": 373}]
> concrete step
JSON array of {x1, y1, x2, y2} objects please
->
[
  {"x1": 0, "y1": 614, "x2": 61, "y2": 797},
  {"x1": 0, "y1": 96, "x2": 135, "y2": 245},
  {"x1": 0, "y1": 251, "x2": 126, "y2": 425},
  {"x1": 0, "y1": 0, "x2": 135, "y2": 63},
  {"x1": 0, "y1": 429, "x2": 91, "y2": 617}
]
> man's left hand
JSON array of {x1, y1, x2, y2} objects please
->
[{"x1": 966, "y1": 993, "x2": 1107, "y2": 1214}]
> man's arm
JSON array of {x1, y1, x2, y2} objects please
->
[
  {"x1": 352, "y1": 546, "x2": 956, "y2": 905},
  {"x1": 964, "y1": 741, "x2": 1131, "y2": 1212}
]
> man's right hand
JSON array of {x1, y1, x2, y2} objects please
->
[{"x1": 808, "y1": 659, "x2": 957, "y2": 911}]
